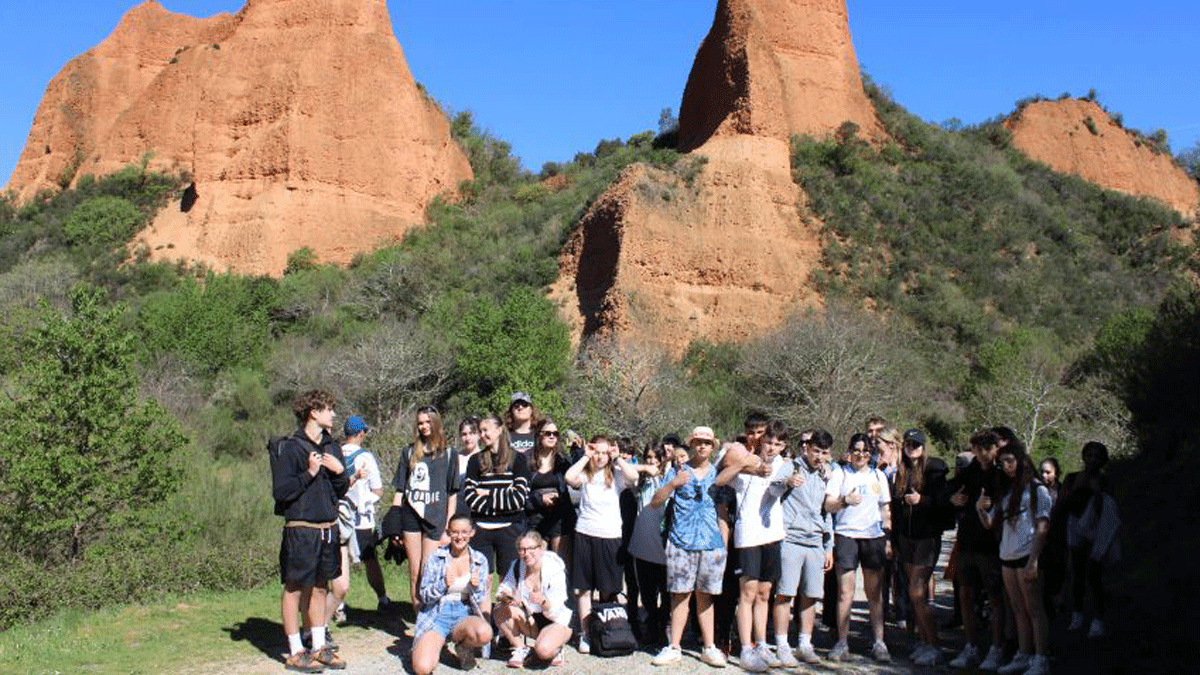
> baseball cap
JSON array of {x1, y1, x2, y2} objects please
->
[
  {"x1": 510, "y1": 391, "x2": 532, "y2": 405},
  {"x1": 903, "y1": 428, "x2": 927, "y2": 447},
  {"x1": 344, "y1": 415, "x2": 369, "y2": 436}
]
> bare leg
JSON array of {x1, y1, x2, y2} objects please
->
[
  {"x1": 696, "y1": 592, "x2": 716, "y2": 646},
  {"x1": 669, "y1": 592, "x2": 693, "y2": 648},
  {"x1": 906, "y1": 563, "x2": 936, "y2": 646},
  {"x1": 326, "y1": 545, "x2": 351, "y2": 624},
  {"x1": 862, "y1": 568, "x2": 885, "y2": 643},
  {"x1": 837, "y1": 569, "x2": 857, "y2": 643},
  {"x1": 452, "y1": 615, "x2": 494, "y2": 647},
  {"x1": 411, "y1": 630, "x2": 448, "y2": 675},
  {"x1": 576, "y1": 590, "x2": 593, "y2": 642},
  {"x1": 960, "y1": 584, "x2": 979, "y2": 645},
  {"x1": 737, "y1": 577, "x2": 757, "y2": 649},
  {"x1": 753, "y1": 581, "x2": 771, "y2": 645},
  {"x1": 798, "y1": 597, "x2": 817, "y2": 635},
  {"x1": 403, "y1": 531, "x2": 424, "y2": 606},
  {"x1": 363, "y1": 556, "x2": 387, "y2": 600},
  {"x1": 282, "y1": 584, "x2": 304, "y2": 638},
  {"x1": 533, "y1": 623, "x2": 573, "y2": 660},
  {"x1": 772, "y1": 594, "x2": 794, "y2": 643},
  {"x1": 1002, "y1": 567, "x2": 1032, "y2": 655},
  {"x1": 1018, "y1": 572, "x2": 1049, "y2": 656}
]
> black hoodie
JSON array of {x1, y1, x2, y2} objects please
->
[{"x1": 272, "y1": 427, "x2": 350, "y2": 523}]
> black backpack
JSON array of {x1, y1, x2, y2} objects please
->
[
  {"x1": 588, "y1": 601, "x2": 638, "y2": 657},
  {"x1": 268, "y1": 435, "x2": 290, "y2": 516}
]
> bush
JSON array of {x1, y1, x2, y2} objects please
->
[{"x1": 63, "y1": 195, "x2": 142, "y2": 247}]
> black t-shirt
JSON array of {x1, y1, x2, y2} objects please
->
[
  {"x1": 509, "y1": 430, "x2": 536, "y2": 456},
  {"x1": 392, "y1": 445, "x2": 459, "y2": 529}
]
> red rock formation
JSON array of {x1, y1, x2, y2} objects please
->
[
  {"x1": 1007, "y1": 99, "x2": 1199, "y2": 221},
  {"x1": 7, "y1": 0, "x2": 471, "y2": 275},
  {"x1": 677, "y1": 0, "x2": 884, "y2": 151},
  {"x1": 556, "y1": 0, "x2": 883, "y2": 352}
]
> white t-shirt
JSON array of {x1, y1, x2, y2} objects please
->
[
  {"x1": 730, "y1": 455, "x2": 789, "y2": 548},
  {"x1": 575, "y1": 469, "x2": 628, "y2": 539},
  {"x1": 826, "y1": 465, "x2": 891, "y2": 539},
  {"x1": 996, "y1": 484, "x2": 1052, "y2": 561},
  {"x1": 343, "y1": 444, "x2": 382, "y2": 530}
]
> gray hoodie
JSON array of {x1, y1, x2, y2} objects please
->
[{"x1": 781, "y1": 458, "x2": 833, "y2": 552}]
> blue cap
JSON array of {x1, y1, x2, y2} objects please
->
[{"x1": 344, "y1": 415, "x2": 369, "y2": 436}]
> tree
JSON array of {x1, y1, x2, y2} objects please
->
[
  {"x1": 63, "y1": 195, "x2": 142, "y2": 247},
  {"x1": 969, "y1": 328, "x2": 1075, "y2": 452},
  {"x1": 0, "y1": 286, "x2": 187, "y2": 562},
  {"x1": 451, "y1": 288, "x2": 570, "y2": 417}
]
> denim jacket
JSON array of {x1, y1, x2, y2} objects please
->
[{"x1": 412, "y1": 546, "x2": 490, "y2": 638}]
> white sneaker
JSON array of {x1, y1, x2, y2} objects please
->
[
  {"x1": 796, "y1": 643, "x2": 820, "y2": 664},
  {"x1": 775, "y1": 644, "x2": 800, "y2": 667},
  {"x1": 701, "y1": 645, "x2": 728, "y2": 668},
  {"x1": 1088, "y1": 618, "x2": 1105, "y2": 638},
  {"x1": 949, "y1": 643, "x2": 978, "y2": 668},
  {"x1": 872, "y1": 640, "x2": 891, "y2": 663},
  {"x1": 978, "y1": 644, "x2": 1005, "y2": 671},
  {"x1": 1024, "y1": 655, "x2": 1051, "y2": 675},
  {"x1": 507, "y1": 646, "x2": 529, "y2": 669},
  {"x1": 578, "y1": 638, "x2": 590, "y2": 655},
  {"x1": 1068, "y1": 612, "x2": 1084, "y2": 631},
  {"x1": 739, "y1": 647, "x2": 768, "y2": 672},
  {"x1": 827, "y1": 640, "x2": 848, "y2": 661},
  {"x1": 756, "y1": 644, "x2": 782, "y2": 668},
  {"x1": 651, "y1": 645, "x2": 682, "y2": 666},
  {"x1": 998, "y1": 652, "x2": 1032, "y2": 674},
  {"x1": 913, "y1": 644, "x2": 940, "y2": 666}
]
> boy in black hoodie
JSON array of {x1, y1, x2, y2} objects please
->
[{"x1": 273, "y1": 390, "x2": 350, "y2": 672}]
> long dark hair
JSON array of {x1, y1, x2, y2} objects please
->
[
  {"x1": 847, "y1": 432, "x2": 872, "y2": 463},
  {"x1": 478, "y1": 414, "x2": 513, "y2": 473},
  {"x1": 896, "y1": 435, "x2": 927, "y2": 496},
  {"x1": 532, "y1": 417, "x2": 563, "y2": 469},
  {"x1": 998, "y1": 442, "x2": 1036, "y2": 523}
]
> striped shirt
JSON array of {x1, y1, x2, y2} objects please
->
[{"x1": 462, "y1": 451, "x2": 531, "y2": 527}]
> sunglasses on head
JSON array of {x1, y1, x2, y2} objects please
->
[{"x1": 417, "y1": 405, "x2": 439, "y2": 415}]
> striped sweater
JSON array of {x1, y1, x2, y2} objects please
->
[{"x1": 462, "y1": 450, "x2": 531, "y2": 526}]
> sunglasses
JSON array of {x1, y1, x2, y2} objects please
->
[
  {"x1": 511, "y1": 401, "x2": 531, "y2": 409},
  {"x1": 541, "y1": 430, "x2": 560, "y2": 437}
]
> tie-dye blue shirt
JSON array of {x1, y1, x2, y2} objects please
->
[{"x1": 662, "y1": 464, "x2": 723, "y2": 551}]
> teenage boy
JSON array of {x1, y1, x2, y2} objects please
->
[
  {"x1": 946, "y1": 430, "x2": 1007, "y2": 670},
  {"x1": 272, "y1": 390, "x2": 350, "y2": 673},
  {"x1": 775, "y1": 429, "x2": 834, "y2": 665},
  {"x1": 716, "y1": 422, "x2": 791, "y2": 672},
  {"x1": 650, "y1": 427, "x2": 729, "y2": 668},
  {"x1": 341, "y1": 415, "x2": 390, "y2": 612}
]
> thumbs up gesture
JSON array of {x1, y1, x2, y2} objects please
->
[
  {"x1": 976, "y1": 488, "x2": 992, "y2": 512},
  {"x1": 950, "y1": 484, "x2": 968, "y2": 507},
  {"x1": 904, "y1": 487, "x2": 921, "y2": 506}
]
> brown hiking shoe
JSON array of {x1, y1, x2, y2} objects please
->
[
  {"x1": 312, "y1": 645, "x2": 346, "y2": 670},
  {"x1": 284, "y1": 650, "x2": 324, "y2": 673}
]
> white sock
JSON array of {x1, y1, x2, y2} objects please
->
[
  {"x1": 311, "y1": 625, "x2": 326, "y2": 650},
  {"x1": 799, "y1": 632, "x2": 812, "y2": 648},
  {"x1": 337, "y1": 602, "x2": 345, "y2": 612},
  {"x1": 775, "y1": 634, "x2": 790, "y2": 649},
  {"x1": 741, "y1": 644, "x2": 755, "y2": 656},
  {"x1": 287, "y1": 632, "x2": 304, "y2": 655}
]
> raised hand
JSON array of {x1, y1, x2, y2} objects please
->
[
  {"x1": 307, "y1": 451, "x2": 322, "y2": 476},
  {"x1": 787, "y1": 472, "x2": 805, "y2": 489},
  {"x1": 844, "y1": 489, "x2": 864, "y2": 506},
  {"x1": 950, "y1": 485, "x2": 968, "y2": 507},
  {"x1": 671, "y1": 467, "x2": 693, "y2": 488},
  {"x1": 976, "y1": 488, "x2": 992, "y2": 512},
  {"x1": 320, "y1": 452, "x2": 344, "y2": 475},
  {"x1": 904, "y1": 487, "x2": 921, "y2": 505}
]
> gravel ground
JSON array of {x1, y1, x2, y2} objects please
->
[{"x1": 183, "y1": 538, "x2": 966, "y2": 675}]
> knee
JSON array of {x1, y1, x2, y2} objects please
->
[
  {"x1": 534, "y1": 641, "x2": 558, "y2": 661},
  {"x1": 412, "y1": 654, "x2": 435, "y2": 675},
  {"x1": 472, "y1": 624, "x2": 494, "y2": 645}
]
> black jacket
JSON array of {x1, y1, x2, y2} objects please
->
[
  {"x1": 272, "y1": 427, "x2": 350, "y2": 522},
  {"x1": 892, "y1": 457, "x2": 949, "y2": 541},
  {"x1": 942, "y1": 457, "x2": 1001, "y2": 554}
]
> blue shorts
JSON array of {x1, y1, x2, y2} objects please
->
[{"x1": 422, "y1": 598, "x2": 472, "y2": 639}]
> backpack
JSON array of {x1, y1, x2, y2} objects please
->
[
  {"x1": 268, "y1": 435, "x2": 290, "y2": 516},
  {"x1": 588, "y1": 601, "x2": 638, "y2": 657}
]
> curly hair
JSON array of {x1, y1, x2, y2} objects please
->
[{"x1": 292, "y1": 389, "x2": 335, "y2": 424}]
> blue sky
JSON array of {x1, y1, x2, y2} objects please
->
[{"x1": 2, "y1": 1, "x2": 1197, "y2": 186}]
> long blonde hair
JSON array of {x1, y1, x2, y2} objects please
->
[
  {"x1": 409, "y1": 405, "x2": 447, "y2": 470},
  {"x1": 478, "y1": 414, "x2": 514, "y2": 474}
]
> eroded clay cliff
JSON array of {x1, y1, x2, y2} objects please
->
[
  {"x1": 554, "y1": 0, "x2": 884, "y2": 352},
  {"x1": 7, "y1": 0, "x2": 471, "y2": 275},
  {"x1": 1007, "y1": 99, "x2": 1199, "y2": 221},
  {"x1": 677, "y1": 0, "x2": 884, "y2": 151}
]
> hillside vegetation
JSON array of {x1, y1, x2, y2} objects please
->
[{"x1": 0, "y1": 94, "x2": 1195, "y2": 634}]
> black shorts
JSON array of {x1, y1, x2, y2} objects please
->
[
  {"x1": 532, "y1": 612, "x2": 554, "y2": 631},
  {"x1": 896, "y1": 534, "x2": 941, "y2": 568},
  {"x1": 572, "y1": 533, "x2": 622, "y2": 594},
  {"x1": 1001, "y1": 555, "x2": 1030, "y2": 569},
  {"x1": 280, "y1": 525, "x2": 341, "y2": 587},
  {"x1": 399, "y1": 503, "x2": 443, "y2": 539},
  {"x1": 959, "y1": 550, "x2": 1003, "y2": 592},
  {"x1": 834, "y1": 534, "x2": 887, "y2": 571},
  {"x1": 471, "y1": 522, "x2": 522, "y2": 579},
  {"x1": 738, "y1": 542, "x2": 782, "y2": 583},
  {"x1": 355, "y1": 528, "x2": 378, "y2": 562}
]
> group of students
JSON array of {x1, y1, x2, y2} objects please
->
[{"x1": 270, "y1": 390, "x2": 1118, "y2": 674}]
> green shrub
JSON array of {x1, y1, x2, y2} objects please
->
[{"x1": 63, "y1": 195, "x2": 142, "y2": 247}]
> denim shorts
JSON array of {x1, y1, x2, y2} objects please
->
[{"x1": 426, "y1": 598, "x2": 472, "y2": 639}]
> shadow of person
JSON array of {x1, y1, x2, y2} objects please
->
[
  {"x1": 223, "y1": 616, "x2": 286, "y2": 662},
  {"x1": 342, "y1": 604, "x2": 408, "y2": 639}
]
